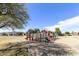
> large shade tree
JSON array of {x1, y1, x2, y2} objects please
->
[
  {"x1": 27, "y1": 28, "x2": 40, "y2": 34},
  {"x1": 27, "y1": 29, "x2": 34, "y2": 34},
  {"x1": 0, "y1": 3, "x2": 29, "y2": 35},
  {"x1": 34, "y1": 28, "x2": 40, "y2": 33}
]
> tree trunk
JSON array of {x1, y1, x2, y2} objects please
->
[{"x1": 12, "y1": 28, "x2": 15, "y2": 36}]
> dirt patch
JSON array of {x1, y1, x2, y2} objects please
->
[{"x1": 0, "y1": 42, "x2": 74, "y2": 56}]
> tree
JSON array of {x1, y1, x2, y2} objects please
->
[
  {"x1": 0, "y1": 3, "x2": 29, "y2": 35},
  {"x1": 27, "y1": 28, "x2": 40, "y2": 34},
  {"x1": 34, "y1": 28, "x2": 40, "y2": 33},
  {"x1": 2, "y1": 33, "x2": 8, "y2": 36},
  {"x1": 65, "y1": 32, "x2": 71, "y2": 36},
  {"x1": 27, "y1": 29, "x2": 34, "y2": 34},
  {"x1": 55, "y1": 28, "x2": 62, "y2": 36}
]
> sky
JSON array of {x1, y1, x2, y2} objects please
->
[
  {"x1": 1, "y1": 3, "x2": 79, "y2": 32},
  {"x1": 25, "y1": 3, "x2": 79, "y2": 32}
]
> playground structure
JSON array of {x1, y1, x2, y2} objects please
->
[{"x1": 25, "y1": 30, "x2": 57, "y2": 43}]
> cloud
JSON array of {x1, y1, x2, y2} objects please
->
[{"x1": 45, "y1": 16, "x2": 79, "y2": 32}]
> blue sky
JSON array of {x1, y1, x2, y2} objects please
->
[
  {"x1": 1, "y1": 3, "x2": 79, "y2": 32},
  {"x1": 25, "y1": 3, "x2": 79, "y2": 32}
]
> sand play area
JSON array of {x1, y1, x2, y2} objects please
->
[{"x1": 0, "y1": 36, "x2": 79, "y2": 55}]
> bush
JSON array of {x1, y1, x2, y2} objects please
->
[
  {"x1": 55, "y1": 28, "x2": 62, "y2": 36},
  {"x1": 65, "y1": 32, "x2": 71, "y2": 36}
]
